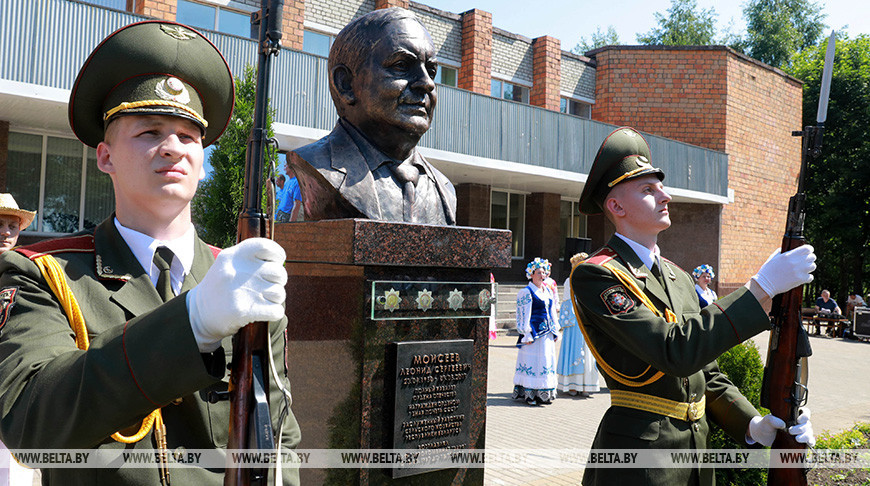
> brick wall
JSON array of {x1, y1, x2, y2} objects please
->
[
  {"x1": 281, "y1": 0, "x2": 304, "y2": 51},
  {"x1": 491, "y1": 29, "x2": 532, "y2": 83},
  {"x1": 658, "y1": 203, "x2": 722, "y2": 293},
  {"x1": 455, "y1": 183, "x2": 491, "y2": 227},
  {"x1": 458, "y1": 9, "x2": 491, "y2": 95},
  {"x1": 411, "y1": 3, "x2": 462, "y2": 65},
  {"x1": 375, "y1": 0, "x2": 408, "y2": 8},
  {"x1": 524, "y1": 192, "x2": 561, "y2": 272},
  {"x1": 305, "y1": 0, "x2": 374, "y2": 31},
  {"x1": 719, "y1": 53, "x2": 802, "y2": 294},
  {"x1": 561, "y1": 51, "x2": 596, "y2": 101},
  {"x1": 133, "y1": 0, "x2": 176, "y2": 20},
  {"x1": 530, "y1": 36, "x2": 560, "y2": 111},
  {"x1": 590, "y1": 45, "x2": 802, "y2": 292}
]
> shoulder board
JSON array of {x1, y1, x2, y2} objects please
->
[
  {"x1": 207, "y1": 244, "x2": 221, "y2": 259},
  {"x1": 15, "y1": 235, "x2": 95, "y2": 261},
  {"x1": 583, "y1": 247, "x2": 617, "y2": 266},
  {"x1": 661, "y1": 256, "x2": 685, "y2": 273}
]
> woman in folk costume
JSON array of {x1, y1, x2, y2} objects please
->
[
  {"x1": 513, "y1": 258, "x2": 560, "y2": 405},
  {"x1": 693, "y1": 264, "x2": 718, "y2": 308},
  {"x1": 557, "y1": 253, "x2": 600, "y2": 397}
]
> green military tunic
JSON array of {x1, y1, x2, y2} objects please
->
[
  {"x1": 0, "y1": 218, "x2": 300, "y2": 485},
  {"x1": 572, "y1": 236, "x2": 770, "y2": 486}
]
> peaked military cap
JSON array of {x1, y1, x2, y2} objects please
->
[
  {"x1": 578, "y1": 126, "x2": 665, "y2": 215},
  {"x1": 69, "y1": 21, "x2": 234, "y2": 148}
]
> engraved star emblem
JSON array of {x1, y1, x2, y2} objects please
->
[
  {"x1": 381, "y1": 288, "x2": 401, "y2": 312},
  {"x1": 416, "y1": 289, "x2": 434, "y2": 312},
  {"x1": 448, "y1": 289, "x2": 464, "y2": 311}
]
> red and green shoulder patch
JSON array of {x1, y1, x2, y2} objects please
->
[
  {"x1": 584, "y1": 247, "x2": 617, "y2": 266},
  {"x1": 15, "y1": 235, "x2": 95, "y2": 261},
  {"x1": 601, "y1": 285, "x2": 635, "y2": 315}
]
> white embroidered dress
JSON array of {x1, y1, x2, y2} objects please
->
[{"x1": 512, "y1": 282, "x2": 560, "y2": 403}]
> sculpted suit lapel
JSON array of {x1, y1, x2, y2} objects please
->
[
  {"x1": 417, "y1": 154, "x2": 457, "y2": 225},
  {"x1": 327, "y1": 123, "x2": 383, "y2": 220},
  {"x1": 607, "y1": 235, "x2": 674, "y2": 312}
]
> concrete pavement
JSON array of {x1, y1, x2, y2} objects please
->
[{"x1": 482, "y1": 332, "x2": 870, "y2": 485}]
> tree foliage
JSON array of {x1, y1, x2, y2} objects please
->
[
  {"x1": 789, "y1": 34, "x2": 870, "y2": 304},
  {"x1": 573, "y1": 26, "x2": 621, "y2": 54},
  {"x1": 743, "y1": 0, "x2": 827, "y2": 68},
  {"x1": 636, "y1": 0, "x2": 718, "y2": 46},
  {"x1": 192, "y1": 65, "x2": 277, "y2": 248}
]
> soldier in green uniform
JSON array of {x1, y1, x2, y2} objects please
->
[
  {"x1": 570, "y1": 127, "x2": 816, "y2": 485},
  {"x1": 0, "y1": 21, "x2": 300, "y2": 485}
]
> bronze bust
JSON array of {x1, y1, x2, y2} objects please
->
[{"x1": 287, "y1": 8, "x2": 457, "y2": 225}]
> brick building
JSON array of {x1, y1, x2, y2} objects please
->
[{"x1": 0, "y1": 0, "x2": 802, "y2": 293}]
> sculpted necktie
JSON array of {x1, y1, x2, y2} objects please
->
[
  {"x1": 153, "y1": 246, "x2": 175, "y2": 302},
  {"x1": 389, "y1": 160, "x2": 420, "y2": 222}
]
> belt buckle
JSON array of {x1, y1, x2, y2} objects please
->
[{"x1": 687, "y1": 401, "x2": 703, "y2": 421}]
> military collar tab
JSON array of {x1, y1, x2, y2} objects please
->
[{"x1": 95, "y1": 254, "x2": 132, "y2": 281}]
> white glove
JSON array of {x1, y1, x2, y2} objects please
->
[
  {"x1": 748, "y1": 414, "x2": 786, "y2": 447},
  {"x1": 751, "y1": 245, "x2": 816, "y2": 298},
  {"x1": 789, "y1": 407, "x2": 815, "y2": 447},
  {"x1": 187, "y1": 238, "x2": 287, "y2": 353}
]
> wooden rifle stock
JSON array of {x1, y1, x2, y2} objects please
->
[{"x1": 226, "y1": 1, "x2": 283, "y2": 484}]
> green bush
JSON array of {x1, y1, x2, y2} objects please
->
[
  {"x1": 710, "y1": 339, "x2": 768, "y2": 485},
  {"x1": 816, "y1": 422, "x2": 870, "y2": 449}
]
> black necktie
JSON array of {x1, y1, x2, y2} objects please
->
[
  {"x1": 389, "y1": 160, "x2": 420, "y2": 222},
  {"x1": 651, "y1": 258, "x2": 667, "y2": 289},
  {"x1": 153, "y1": 246, "x2": 175, "y2": 302}
]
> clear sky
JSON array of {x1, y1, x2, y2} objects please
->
[{"x1": 420, "y1": 0, "x2": 868, "y2": 52}]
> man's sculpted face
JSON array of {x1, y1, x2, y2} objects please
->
[{"x1": 348, "y1": 18, "x2": 438, "y2": 144}]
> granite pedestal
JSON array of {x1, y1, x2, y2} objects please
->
[{"x1": 275, "y1": 219, "x2": 511, "y2": 485}]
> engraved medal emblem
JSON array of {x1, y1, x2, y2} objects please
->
[
  {"x1": 377, "y1": 288, "x2": 401, "y2": 312},
  {"x1": 478, "y1": 289, "x2": 492, "y2": 313},
  {"x1": 447, "y1": 289, "x2": 464, "y2": 311},
  {"x1": 415, "y1": 289, "x2": 434, "y2": 311}
]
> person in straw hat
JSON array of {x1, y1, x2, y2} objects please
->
[
  {"x1": 0, "y1": 21, "x2": 299, "y2": 485},
  {"x1": 569, "y1": 126, "x2": 816, "y2": 486},
  {"x1": 0, "y1": 194, "x2": 35, "y2": 254}
]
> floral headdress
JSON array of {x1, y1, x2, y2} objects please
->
[
  {"x1": 692, "y1": 264, "x2": 715, "y2": 280},
  {"x1": 525, "y1": 258, "x2": 551, "y2": 279}
]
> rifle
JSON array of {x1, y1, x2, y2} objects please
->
[
  {"x1": 760, "y1": 30, "x2": 835, "y2": 486},
  {"x1": 226, "y1": 1, "x2": 284, "y2": 485}
]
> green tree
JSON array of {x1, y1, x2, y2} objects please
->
[
  {"x1": 637, "y1": 0, "x2": 718, "y2": 46},
  {"x1": 743, "y1": 0, "x2": 827, "y2": 68},
  {"x1": 790, "y1": 34, "x2": 870, "y2": 303},
  {"x1": 192, "y1": 65, "x2": 277, "y2": 248},
  {"x1": 573, "y1": 26, "x2": 621, "y2": 54}
]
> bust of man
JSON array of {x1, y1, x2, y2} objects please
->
[{"x1": 286, "y1": 8, "x2": 457, "y2": 225}]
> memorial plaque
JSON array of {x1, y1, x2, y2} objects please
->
[{"x1": 387, "y1": 339, "x2": 474, "y2": 478}]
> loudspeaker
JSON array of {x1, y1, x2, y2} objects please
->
[
  {"x1": 853, "y1": 306, "x2": 870, "y2": 338},
  {"x1": 564, "y1": 237, "x2": 592, "y2": 271}
]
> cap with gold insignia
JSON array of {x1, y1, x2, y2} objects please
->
[
  {"x1": 68, "y1": 21, "x2": 234, "y2": 148},
  {"x1": 578, "y1": 126, "x2": 665, "y2": 215}
]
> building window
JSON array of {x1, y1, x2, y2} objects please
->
[
  {"x1": 434, "y1": 66, "x2": 457, "y2": 87},
  {"x1": 491, "y1": 190, "x2": 525, "y2": 258},
  {"x1": 560, "y1": 97, "x2": 592, "y2": 119},
  {"x1": 7, "y1": 132, "x2": 114, "y2": 234},
  {"x1": 559, "y1": 200, "x2": 587, "y2": 259},
  {"x1": 302, "y1": 30, "x2": 333, "y2": 57},
  {"x1": 491, "y1": 79, "x2": 529, "y2": 104},
  {"x1": 176, "y1": 0, "x2": 253, "y2": 39},
  {"x1": 77, "y1": 0, "x2": 130, "y2": 10}
]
